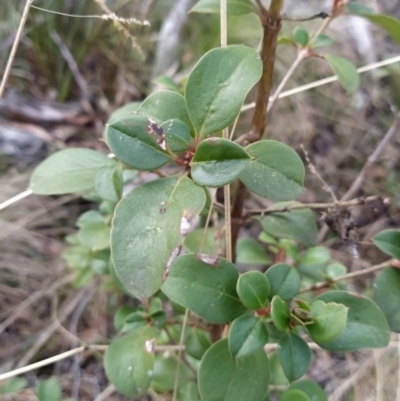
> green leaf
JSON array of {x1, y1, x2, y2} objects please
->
[
  {"x1": 312, "y1": 34, "x2": 334, "y2": 48},
  {"x1": 62, "y1": 246, "x2": 91, "y2": 269},
  {"x1": 77, "y1": 210, "x2": 105, "y2": 227},
  {"x1": 240, "y1": 140, "x2": 304, "y2": 201},
  {"x1": 191, "y1": 138, "x2": 250, "y2": 187},
  {"x1": 0, "y1": 378, "x2": 28, "y2": 394},
  {"x1": 288, "y1": 379, "x2": 327, "y2": 401},
  {"x1": 324, "y1": 55, "x2": 360, "y2": 93},
  {"x1": 373, "y1": 267, "x2": 400, "y2": 332},
  {"x1": 346, "y1": 3, "x2": 400, "y2": 44},
  {"x1": 78, "y1": 222, "x2": 111, "y2": 251},
  {"x1": 162, "y1": 253, "x2": 246, "y2": 323},
  {"x1": 151, "y1": 355, "x2": 192, "y2": 392},
  {"x1": 186, "y1": 45, "x2": 262, "y2": 137},
  {"x1": 105, "y1": 115, "x2": 172, "y2": 171},
  {"x1": 281, "y1": 389, "x2": 311, "y2": 401},
  {"x1": 95, "y1": 166, "x2": 123, "y2": 202},
  {"x1": 178, "y1": 382, "x2": 201, "y2": 401},
  {"x1": 307, "y1": 300, "x2": 347, "y2": 343},
  {"x1": 104, "y1": 326, "x2": 158, "y2": 398},
  {"x1": 277, "y1": 333, "x2": 311, "y2": 382},
  {"x1": 372, "y1": 229, "x2": 400, "y2": 259},
  {"x1": 114, "y1": 305, "x2": 136, "y2": 331},
  {"x1": 199, "y1": 339, "x2": 269, "y2": 401},
  {"x1": 293, "y1": 28, "x2": 309, "y2": 46},
  {"x1": 237, "y1": 271, "x2": 270, "y2": 310},
  {"x1": 229, "y1": 315, "x2": 269, "y2": 359},
  {"x1": 265, "y1": 263, "x2": 301, "y2": 301},
  {"x1": 137, "y1": 90, "x2": 194, "y2": 132},
  {"x1": 152, "y1": 75, "x2": 180, "y2": 92},
  {"x1": 122, "y1": 311, "x2": 148, "y2": 332},
  {"x1": 30, "y1": 148, "x2": 115, "y2": 195},
  {"x1": 313, "y1": 291, "x2": 390, "y2": 351},
  {"x1": 161, "y1": 119, "x2": 193, "y2": 155},
  {"x1": 36, "y1": 378, "x2": 62, "y2": 401},
  {"x1": 278, "y1": 37, "x2": 296, "y2": 46},
  {"x1": 326, "y1": 262, "x2": 347, "y2": 279},
  {"x1": 184, "y1": 228, "x2": 222, "y2": 255},
  {"x1": 298, "y1": 246, "x2": 331, "y2": 281},
  {"x1": 111, "y1": 175, "x2": 206, "y2": 299},
  {"x1": 190, "y1": 0, "x2": 257, "y2": 15},
  {"x1": 236, "y1": 237, "x2": 271, "y2": 265},
  {"x1": 107, "y1": 102, "x2": 141, "y2": 124},
  {"x1": 271, "y1": 295, "x2": 290, "y2": 331},
  {"x1": 259, "y1": 202, "x2": 318, "y2": 247},
  {"x1": 185, "y1": 328, "x2": 212, "y2": 360}
]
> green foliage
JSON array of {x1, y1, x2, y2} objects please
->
[
  {"x1": 190, "y1": 0, "x2": 257, "y2": 16},
  {"x1": 265, "y1": 263, "x2": 301, "y2": 301},
  {"x1": 372, "y1": 229, "x2": 400, "y2": 259},
  {"x1": 324, "y1": 55, "x2": 360, "y2": 93},
  {"x1": 271, "y1": 295, "x2": 291, "y2": 331},
  {"x1": 288, "y1": 379, "x2": 327, "y2": 401},
  {"x1": 237, "y1": 271, "x2": 271, "y2": 310},
  {"x1": 36, "y1": 378, "x2": 62, "y2": 401}
]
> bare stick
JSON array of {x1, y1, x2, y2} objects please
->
[
  {"x1": 0, "y1": 0, "x2": 33, "y2": 98},
  {"x1": 0, "y1": 189, "x2": 33, "y2": 211},
  {"x1": 246, "y1": 195, "x2": 387, "y2": 216},
  {"x1": 93, "y1": 385, "x2": 116, "y2": 401},
  {"x1": 341, "y1": 112, "x2": 400, "y2": 201},
  {"x1": 300, "y1": 259, "x2": 397, "y2": 293}
]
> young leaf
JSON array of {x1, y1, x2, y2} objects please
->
[
  {"x1": 236, "y1": 237, "x2": 271, "y2": 265},
  {"x1": 288, "y1": 379, "x2": 327, "y2": 401},
  {"x1": 137, "y1": 90, "x2": 194, "y2": 132},
  {"x1": 277, "y1": 332, "x2": 311, "y2": 382},
  {"x1": 104, "y1": 326, "x2": 158, "y2": 398},
  {"x1": 307, "y1": 300, "x2": 348, "y2": 343},
  {"x1": 259, "y1": 202, "x2": 318, "y2": 247},
  {"x1": 324, "y1": 55, "x2": 360, "y2": 93},
  {"x1": 0, "y1": 378, "x2": 28, "y2": 395},
  {"x1": 265, "y1": 263, "x2": 301, "y2": 301},
  {"x1": 186, "y1": 45, "x2": 262, "y2": 137},
  {"x1": 185, "y1": 328, "x2": 212, "y2": 360},
  {"x1": 105, "y1": 115, "x2": 172, "y2": 171},
  {"x1": 313, "y1": 291, "x2": 390, "y2": 351},
  {"x1": 293, "y1": 28, "x2": 309, "y2": 46},
  {"x1": 162, "y1": 253, "x2": 246, "y2": 323},
  {"x1": 190, "y1": 0, "x2": 257, "y2": 15},
  {"x1": 184, "y1": 228, "x2": 222, "y2": 255},
  {"x1": 237, "y1": 271, "x2": 271, "y2": 310},
  {"x1": 240, "y1": 140, "x2": 304, "y2": 201},
  {"x1": 271, "y1": 295, "x2": 291, "y2": 331},
  {"x1": 30, "y1": 149, "x2": 115, "y2": 195},
  {"x1": 199, "y1": 339, "x2": 269, "y2": 401},
  {"x1": 114, "y1": 305, "x2": 136, "y2": 331},
  {"x1": 107, "y1": 101, "x2": 141, "y2": 124},
  {"x1": 36, "y1": 378, "x2": 62, "y2": 401},
  {"x1": 161, "y1": 119, "x2": 192, "y2": 154},
  {"x1": 373, "y1": 267, "x2": 400, "y2": 332},
  {"x1": 78, "y1": 222, "x2": 111, "y2": 251},
  {"x1": 95, "y1": 166, "x2": 123, "y2": 202},
  {"x1": 229, "y1": 315, "x2": 269, "y2": 359},
  {"x1": 191, "y1": 138, "x2": 250, "y2": 187},
  {"x1": 372, "y1": 229, "x2": 400, "y2": 259},
  {"x1": 111, "y1": 176, "x2": 206, "y2": 299},
  {"x1": 312, "y1": 34, "x2": 335, "y2": 48}
]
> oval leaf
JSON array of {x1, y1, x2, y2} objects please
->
[
  {"x1": 112, "y1": 176, "x2": 206, "y2": 299},
  {"x1": 137, "y1": 90, "x2": 194, "y2": 132},
  {"x1": 105, "y1": 115, "x2": 172, "y2": 170},
  {"x1": 199, "y1": 339, "x2": 269, "y2": 401},
  {"x1": 236, "y1": 237, "x2": 271, "y2": 265},
  {"x1": 36, "y1": 378, "x2": 62, "y2": 401},
  {"x1": 373, "y1": 267, "x2": 400, "y2": 332},
  {"x1": 288, "y1": 379, "x2": 327, "y2": 401},
  {"x1": 186, "y1": 45, "x2": 262, "y2": 137},
  {"x1": 324, "y1": 55, "x2": 360, "y2": 93},
  {"x1": 237, "y1": 271, "x2": 270, "y2": 310},
  {"x1": 229, "y1": 315, "x2": 269, "y2": 359},
  {"x1": 104, "y1": 326, "x2": 158, "y2": 398},
  {"x1": 240, "y1": 140, "x2": 304, "y2": 201},
  {"x1": 372, "y1": 229, "x2": 400, "y2": 259},
  {"x1": 313, "y1": 291, "x2": 390, "y2": 351},
  {"x1": 191, "y1": 138, "x2": 250, "y2": 187},
  {"x1": 78, "y1": 222, "x2": 111, "y2": 251},
  {"x1": 281, "y1": 389, "x2": 311, "y2": 401},
  {"x1": 307, "y1": 300, "x2": 348, "y2": 343},
  {"x1": 271, "y1": 295, "x2": 291, "y2": 331},
  {"x1": 293, "y1": 28, "x2": 309, "y2": 46},
  {"x1": 95, "y1": 166, "x2": 123, "y2": 202},
  {"x1": 30, "y1": 148, "x2": 115, "y2": 195},
  {"x1": 185, "y1": 328, "x2": 212, "y2": 360},
  {"x1": 277, "y1": 332, "x2": 311, "y2": 382},
  {"x1": 161, "y1": 119, "x2": 193, "y2": 155},
  {"x1": 190, "y1": 0, "x2": 257, "y2": 15},
  {"x1": 161, "y1": 253, "x2": 246, "y2": 323},
  {"x1": 265, "y1": 263, "x2": 301, "y2": 301},
  {"x1": 259, "y1": 202, "x2": 318, "y2": 247}
]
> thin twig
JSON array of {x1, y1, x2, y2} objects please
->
[
  {"x1": 93, "y1": 385, "x2": 116, "y2": 401},
  {"x1": 341, "y1": 112, "x2": 400, "y2": 201},
  {"x1": 300, "y1": 259, "x2": 397, "y2": 293},
  {"x1": 282, "y1": 12, "x2": 330, "y2": 22},
  {"x1": 172, "y1": 309, "x2": 189, "y2": 401},
  {"x1": 246, "y1": 195, "x2": 386, "y2": 216},
  {"x1": 0, "y1": 189, "x2": 32, "y2": 211},
  {"x1": 0, "y1": 0, "x2": 33, "y2": 98}
]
